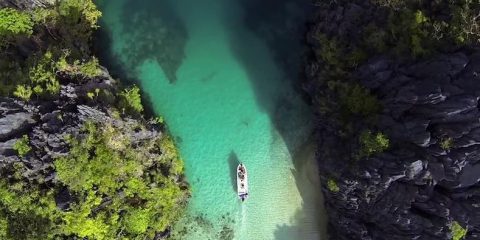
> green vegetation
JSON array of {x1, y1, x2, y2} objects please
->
[
  {"x1": 0, "y1": 0, "x2": 103, "y2": 100},
  {"x1": 388, "y1": 9, "x2": 430, "y2": 57},
  {"x1": 56, "y1": 54, "x2": 102, "y2": 78},
  {"x1": 79, "y1": 57, "x2": 101, "y2": 77},
  {"x1": 0, "y1": 2, "x2": 189, "y2": 239},
  {"x1": 451, "y1": 221, "x2": 467, "y2": 240},
  {"x1": 13, "y1": 135, "x2": 31, "y2": 157},
  {"x1": 58, "y1": 0, "x2": 102, "y2": 30},
  {"x1": 369, "y1": 0, "x2": 480, "y2": 56},
  {"x1": 13, "y1": 85, "x2": 32, "y2": 101},
  {"x1": 55, "y1": 121, "x2": 187, "y2": 239},
  {"x1": 119, "y1": 86, "x2": 144, "y2": 113},
  {"x1": 1, "y1": 121, "x2": 188, "y2": 240},
  {"x1": 339, "y1": 83, "x2": 381, "y2": 118},
  {"x1": 359, "y1": 130, "x2": 390, "y2": 157},
  {"x1": 441, "y1": 137, "x2": 454, "y2": 151},
  {"x1": 0, "y1": 8, "x2": 33, "y2": 47},
  {"x1": 28, "y1": 51, "x2": 60, "y2": 97},
  {"x1": 0, "y1": 178, "x2": 58, "y2": 239},
  {"x1": 327, "y1": 179, "x2": 340, "y2": 192}
]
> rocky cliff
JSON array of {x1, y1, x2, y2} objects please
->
[
  {"x1": 0, "y1": 1, "x2": 189, "y2": 239},
  {"x1": 306, "y1": 1, "x2": 480, "y2": 239}
]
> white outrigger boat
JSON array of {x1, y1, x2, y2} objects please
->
[{"x1": 237, "y1": 163, "x2": 249, "y2": 202}]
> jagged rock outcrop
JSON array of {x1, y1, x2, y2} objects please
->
[
  {"x1": 0, "y1": 68, "x2": 164, "y2": 184},
  {"x1": 306, "y1": 2, "x2": 480, "y2": 240},
  {"x1": 312, "y1": 50, "x2": 480, "y2": 240},
  {"x1": 0, "y1": 0, "x2": 53, "y2": 9}
]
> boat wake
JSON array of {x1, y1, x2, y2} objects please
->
[{"x1": 237, "y1": 203, "x2": 247, "y2": 239}]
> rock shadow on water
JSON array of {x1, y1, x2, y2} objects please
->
[
  {"x1": 119, "y1": 0, "x2": 188, "y2": 84},
  {"x1": 221, "y1": 1, "x2": 326, "y2": 237},
  {"x1": 93, "y1": 25, "x2": 156, "y2": 119},
  {"x1": 221, "y1": 0, "x2": 315, "y2": 158},
  {"x1": 227, "y1": 151, "x2": 240, "y2": 192},
  {"x1": 92, "y1": 30, "x2": 156, "y2": 119},
  {"x1": 236, "y1": 0, "x2": 314, "y2": 82},
  {"x1": 94, "y1": 0, "x2": 189, "y2": 117},
  {"x1": 95, "y1": 0, "x2": 188, "y2": 84}
]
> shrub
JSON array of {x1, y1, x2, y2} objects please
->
[
  {"x1": 359, "y1": 130, "x2": 389, "y2": 157},
  {"x1": 388, "y1": 9, "x2": 430, "y2": 57},
  {"x1": 327, "y1": 179, "x2": 340, "y2": 192},
  {"x1": 0, "y1": 8, "x2": 33, "y2": 47},
  {"x1": 340, "y1": 84, "x2": 381, "y2": 118},
  {"x1": 56, "y1": 53, "x2": 101, "y2": 78},
  {"x1": 30, "y1": 8, "x2": 58, "y2": 26},
  {"x1": 57, "y1": 0, "x2": 102, "y2": 44},
  {"x1": 58, "y1": 0, "x2": 102, "y2": 29},
  {"x1": 119, "y1": 86, "x2": 144, "y2": 113},
  {"x1": 13, "y1": 135, "x2": 31, "y2": 157},
  {"x1": 28, "y1": 51, "x2": 60, "y2": 96},
  {"x1": 78, "y1": 57, "x2": 101, "y2": 77},
  {"x1": 13, "y1": 85, "x2": 32, "y2": 101},
  {"x1": 315, "y1": 33, "x2": 342, "y2": 68},
  {"x1": 440, "y1": 137, "x2": 453, "y2": 151},
  {"x1": 451, "y1": 221, "x2": 467, "y2": 240},
  {"x1": 0, "y1": 171, "x2": 58, "y2": 240}
]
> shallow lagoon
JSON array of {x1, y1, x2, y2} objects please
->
[{"x1": 97, "y1": 0, "x2": 325, "y2": 239}]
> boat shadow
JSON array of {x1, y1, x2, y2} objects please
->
[{"x1": 227, "y1": 151, "x2": 240, "y2": 193}]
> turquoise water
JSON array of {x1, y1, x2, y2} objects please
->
[{"x1": 97, "y1": 0, "x2": 325, "y2": 239}]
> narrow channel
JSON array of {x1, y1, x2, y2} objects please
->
[{"x1": 96, "y1": 0, "x2": 326, "y2": 239}]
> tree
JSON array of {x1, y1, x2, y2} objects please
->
[
  {"x1": 0, "y1": 8, "x2": 33, "y2": 47},
  {"x1": 13, "y1": 135, "x2": 31, "y2": 157},
  {"x1": 57, "y1": 0, "x2": 102, "y2": 42},
  {"x1": 359, "y1": 130, "x2": 389, "y2": 157},
  {"x1": 53, "y1": 121, "x2": 187, "y2": 238},
  {"x1": 13, "y1": 85, "x2": 32, "y2": 101},
  {"x1": 78, "y1": 57, "x2": 101, "y2": 77},
  {"x1": 327, "y1": 179, "x2": 340, "y2": 192},
  {"x1": 119, "y1": 86, "x2": 144, "y2": 113},
  {"x1": 28, "y1": 51, "x2": 60, "y2": 96},
  {"x1": 440, "y1": 137, "x2": 453, "y2": 151},
  {"x1": 340, "y1": 83, "x2": 381, "y2": 118}
]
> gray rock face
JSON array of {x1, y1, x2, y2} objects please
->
[
  {"x1": 0, "y1": 112, "x2": 36, "y2": 141},
  {"x1": 0, "y1": 69, "x2": 163, "y2": 186},
  {"x1": 307, "y1": 2, "x2": 480, "y2": 239},
  {"x1": 0, "y1": 0, "x2": 54, "y2": 10},
  {"x1": 313, "y1": 49, "x2": 480, "y2": 239}
]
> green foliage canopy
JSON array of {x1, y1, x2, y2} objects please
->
[
  {"x1": 54, "y1": 121, "x2": 187, "y2": 239},
  {"x1": 451, "y1": 221, "x2": 467, "y2": 240},
  {"x1": 13, "y1": 135, "x2": 31, "y2": 157},
  {"x1": 441, "y1": 137, "x2": 454, "y2": 151},
  {"x1": 340, "y1": 83, "x2": 381, "y2": 118},
  {"x1": 29, "y1": 51, "x2": 60, "y2": 96},
  {"x1": 1, "y1": 121, "x2": 189, "y2": 240},
  {"x1": 119, "y1": 86, "x2": 144, "y2": 113},
  {"x1": 359, "y1": 130, "x2": 390, "y2": 157},
  {"x1": 327, "y1": 179, "x2": 340, "y2": 192},
  {"x1": 13, "y1": 85, "x2": 32, "y2": 101},
  {"x1": 0, "y1": 8, "x2": 33, "y2": 47}
]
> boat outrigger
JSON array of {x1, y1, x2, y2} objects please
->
[{"x1": 237, "y1": 163, "x2": 249, "y2": 202}]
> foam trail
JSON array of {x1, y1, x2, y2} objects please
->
[{"x1": 237, "y1": 203, "x2": 247, "y2": 239}]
